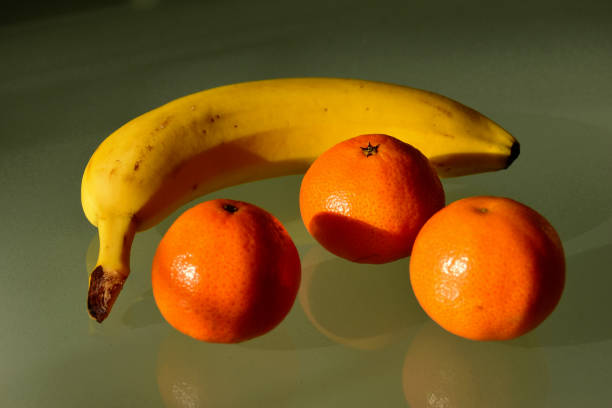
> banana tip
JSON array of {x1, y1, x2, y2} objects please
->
[
  {"x1": 87, "y1": 265, "x2": 126, "y2": 323},
  {"x1": 505, "y1": 141, "x2": 520, "y2": 169}
]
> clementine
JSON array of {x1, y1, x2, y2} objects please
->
[
  {"x1": 409, "y1": 196, "x2": 565, "y2": 341},
  {"x1": 151, "y1": 198, "x2": 301, "y2": 343},
  {"x1": 299, "y1": 134, "x2": 445, "y2": 264}
]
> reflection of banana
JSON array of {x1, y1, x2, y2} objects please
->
[{"x1": 82, "y1": 77, "x2": 519, "y2": 322}]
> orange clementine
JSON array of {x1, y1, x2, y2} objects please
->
[
  {"x1": 409, "y1": 196, "x2": 565, "y2": 341},
  {"x1": 299, "y1": 134, "x2": 445, "y2": 264},
  {"x1": 151, "y1": 198, "x2": 301, "y2": 343}
]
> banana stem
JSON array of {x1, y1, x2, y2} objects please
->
[{"x1": 87, "y1": 216, "x2": 135, "y2": 323}]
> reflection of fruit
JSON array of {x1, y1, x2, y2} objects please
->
[
  {"x1": 402, "y1": 322, "x2": 548, "y2": 408},
  {"x1": 152, "y1": 199, "x2": 301, "y2": 343},
  {"x1": 299, "y1": 134, "x2": 445, "y2": 263},
  {"x1": 156, "y1": 330, "x2": 299, "y2": 408},
  {"x1": 85, "y1": 233, "x2": 99, "y2": 274},
  {"x1": 81, "y1": 77, "x2": 519, "y2": 322},
  {"x1": 410, "y1": 196, "x2": 565, "y2": 341},
  {"x1": 298, "y1": 245, "x2": 427, "y2": 350}
]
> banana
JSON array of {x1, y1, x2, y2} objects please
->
[{"x1": 82, "y1": 77, "x2": 519, "y2": 322}]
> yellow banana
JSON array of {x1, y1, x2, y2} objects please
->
[{"x1": 81, "y1": 77, "x2": 519, "y2": 322}]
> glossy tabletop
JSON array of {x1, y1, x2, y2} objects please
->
[{"x1": 2, "y1": 1, "x2": 612, "y2": 406}]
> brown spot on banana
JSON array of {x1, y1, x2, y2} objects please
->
[
  {"x1": 160, "y1": 116, "x2": 172, "y2": 128},
  {"x1": 207, "y1": 113, "x2": 221, "y2": 123}
]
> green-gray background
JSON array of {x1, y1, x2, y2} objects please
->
[{"x1": 2, "y1": 1, "x2": 611, "y2": 406}]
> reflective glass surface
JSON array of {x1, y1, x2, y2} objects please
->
[{"x1": 2, "y1": 1, "x2": 611, "y2": 406}]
